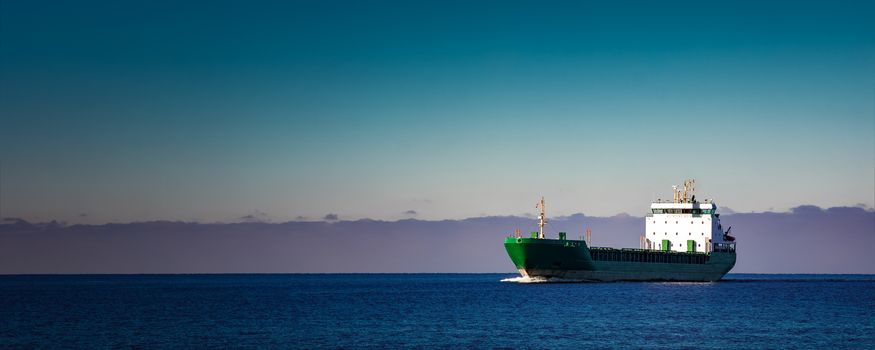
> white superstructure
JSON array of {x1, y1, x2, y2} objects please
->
[{"x1": 643, "y1": 179, "x2": 731, "y2": 253}]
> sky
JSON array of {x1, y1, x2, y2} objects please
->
[{"x1": 1, "y1": 0, "x2": 873, "y2": 224}]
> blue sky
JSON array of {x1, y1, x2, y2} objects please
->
[{"x1": 1, "y1": 0, "x2": 873, "y2": 223}]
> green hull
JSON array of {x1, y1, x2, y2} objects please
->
[{"x1": 504, "y1": 237, "x2": 736, "y2": 282}]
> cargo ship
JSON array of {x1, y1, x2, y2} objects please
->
[{"x1": 504, "y1": 179, "x2": 736, "y2": 282}]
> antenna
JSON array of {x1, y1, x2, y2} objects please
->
[
  {"x1": 677, "y1": 179, "x2": 697, "y2": 203},
  {"x1": 684, "y1": 178, "x2": 696, "y2": 203},
  {"x1": 536, "y1": 196, "x2": 547, "y2": 239},
  {"x1": 682, "y1": 180, "x2": 687, "y2": 203}
]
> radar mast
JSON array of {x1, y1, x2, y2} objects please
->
[{"x1": 536, "y1": 196, "x2": 547, "y2": 239}]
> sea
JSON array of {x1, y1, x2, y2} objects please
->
[{"x1": 1, "y1": 274, "x2": 873, "y2": 349}]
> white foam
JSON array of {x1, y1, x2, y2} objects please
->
[
  {"x1": 501, "y1": 276, "x2": 545, "y2": 283},
  {"x1": 500, "y1": 276, "x2": 591, "y2": 283}
]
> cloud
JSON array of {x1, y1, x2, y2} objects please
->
[
  {"x1": 239, "y1": 210, "x2": 270, "y2": 223},
  {"x1": 554, "y1": 213, "x2": 586, "y2": 220},
  {"x1": 825, "y1": 206, "x2": 869, "y2": 215},
  {"x1": 78, "y1": 213, "x2": 88, "y2": 218},
  {"x1": 854, "y1": 203, "x2": 873, "y2": 211},
  {"x1": 791, "y1": 205, "x2": 824, "y2": 215},
  {"x1": 323, "y1": 213, "x2": 339, "y2": 221},
  {"x1": 238, "y1": 215, "x2": 259, "y2": 222},
  {"x1": 404, "y1": 210, "x2": 417, "y2": 216},
  {"x1": 1, "y1": 205, "x2": 872, "y2": 274}
]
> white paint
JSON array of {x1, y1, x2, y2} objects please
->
[{"x1": 644, "y1": 202, "x2": 727, "y2": 253}]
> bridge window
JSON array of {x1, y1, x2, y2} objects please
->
[{"x1": 654, "y1": 209, "x2": 715, "y2": 214}]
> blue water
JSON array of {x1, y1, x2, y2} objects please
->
[{"x1": 1, "y1": 274, "x2": 873, "y2": 348}]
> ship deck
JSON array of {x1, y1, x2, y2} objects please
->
[{"x1": 588, "y1": 247, "x2": 710, "y2": 264}]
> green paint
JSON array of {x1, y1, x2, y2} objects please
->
[
  {"x1": 687, "y1": 240, "x2": 696, "y2": 252},
  {"x1": 504, "y1": 237, "x2": 595, "y2": 270},
  {"x1": 504, "y1": 237, "x2": 736, "y2": 282}
]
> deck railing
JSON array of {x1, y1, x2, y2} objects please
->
[{"x1": 589, "y1": 247, "x2": 709, "y2": 264}]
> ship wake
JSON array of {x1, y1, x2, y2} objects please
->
[{"x1": 500, "y1": 276, "x2": 593, "y2": 283}]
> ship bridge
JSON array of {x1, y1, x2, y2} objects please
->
[{"x1": 643, "y1": 179, "x2": 735, "y2": 253}]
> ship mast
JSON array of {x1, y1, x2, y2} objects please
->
[{"x1": 537, "y1": 196, "x2": 547, "y2": 239}]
